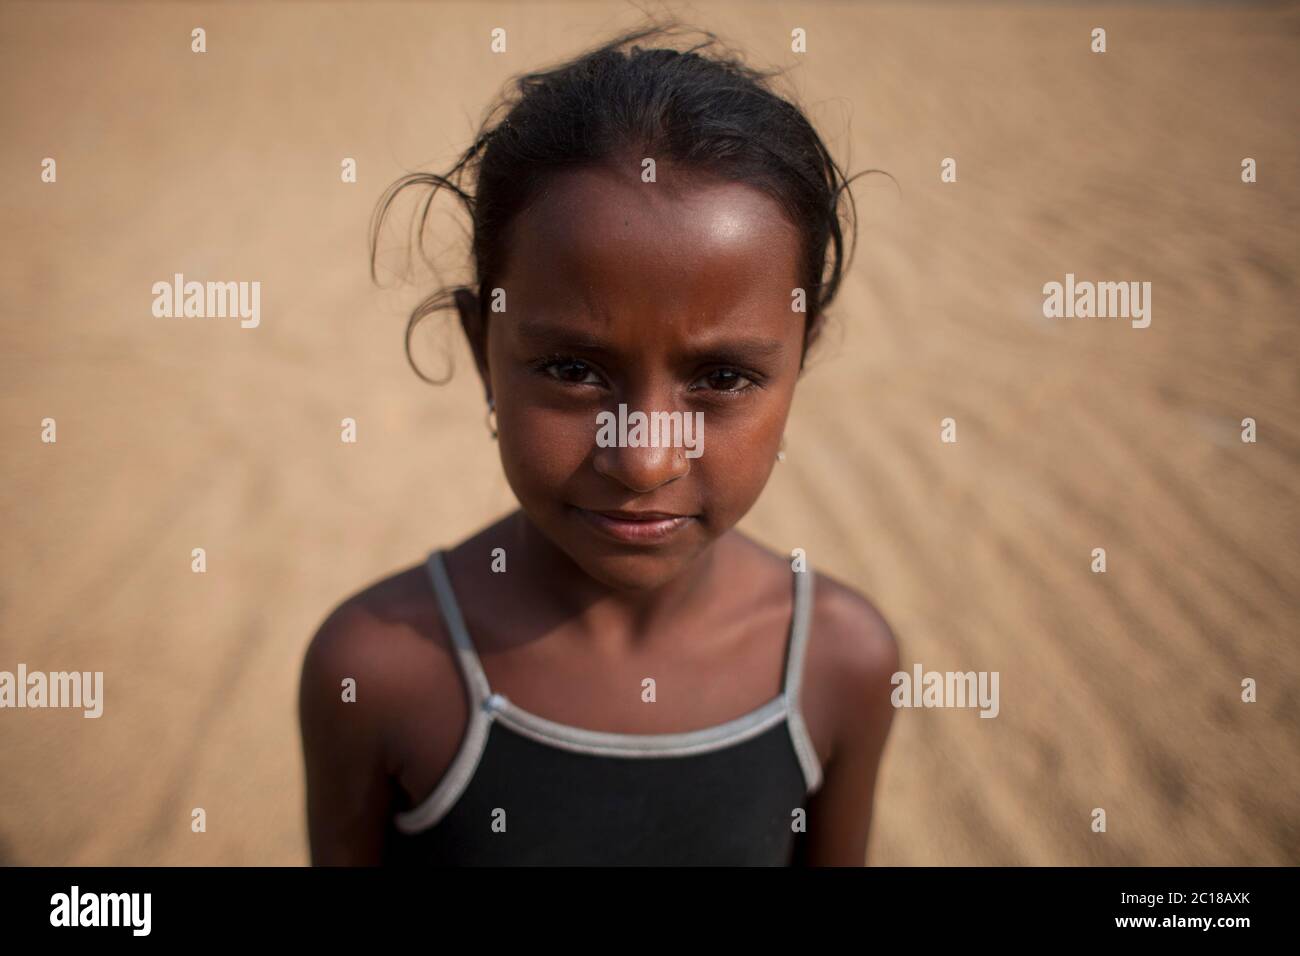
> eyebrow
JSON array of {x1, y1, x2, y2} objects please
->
[
  {"x1": 515, "y1": 321, "x2": 787, "y2": 363},
  {"x1": 515, "y1": 322, "x2": 615, "y2": 357}
]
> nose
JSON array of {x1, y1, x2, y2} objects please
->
[
  {"x1": 592, "y1": 442, "x2": 690, "y2": 493},
  {"x1": 591, "y1": 406, "x2": 692, "y2": 494}
]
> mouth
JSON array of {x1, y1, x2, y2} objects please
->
[{"x1": 572, "y1": 507, "x2": 697, "y2": 544}]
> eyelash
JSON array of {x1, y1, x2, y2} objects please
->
[{"x1": 532, "y1": 356, "x2": 763, "y2": 395}]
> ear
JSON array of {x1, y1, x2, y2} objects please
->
[{"x1": 455, "y1": 286, "x2": 492, "y2": 398}]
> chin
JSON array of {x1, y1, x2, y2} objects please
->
[
  {"x1": 571, "y1": 549, "x2": 696, "y2": 593},
  {"x1": 536, "y1": 512, "x2": 712, "y2": 593}
]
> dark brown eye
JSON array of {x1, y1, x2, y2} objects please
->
[
  {"x1": 695, "y1": 368, "x2": 754, "y2": 392},
  {"x1": 544, "y1": 359, "x2": 601, "y2": 385}
]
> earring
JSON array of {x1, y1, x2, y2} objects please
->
[
  {"x1": 776, "y1": 436, "x2": 786, "y2": 463},
  {"x1": 485, "y1": 398, "x2": 497, "y2": 440}
]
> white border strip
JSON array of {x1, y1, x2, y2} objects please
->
[{"x1": 494, "y1": 693, "x2": 789, "y2": 758}]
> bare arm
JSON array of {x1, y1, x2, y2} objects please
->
[
  {"x1": 800, "y1": 587, "x2": 900, "y2": 866},
  {"x1": 298, "y1": 604, "x2": 396, "y2": 866}
]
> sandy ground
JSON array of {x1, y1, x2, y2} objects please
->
[{"x1": 1, "y1": 1, "x2": 1296, "y2": 866}]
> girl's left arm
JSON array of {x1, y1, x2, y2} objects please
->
[{"x1": 797, "y1": 587, "x2": 900, "y2": 866}]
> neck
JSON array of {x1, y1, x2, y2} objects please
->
[{"x1": 504, "y1": 509, "x2": 724, "y2": 648}]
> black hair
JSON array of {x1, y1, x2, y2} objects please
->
[{"x1": 371, "y1": 17, "x2": 876, "y2": 384}]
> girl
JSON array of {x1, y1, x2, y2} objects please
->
[{"x1": 299, "y1": 21, "x2": 899, "y2": 866}]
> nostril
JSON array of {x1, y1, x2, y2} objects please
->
[{"x1": 591, "y1": 445, "x2": 690, "y2": 495}]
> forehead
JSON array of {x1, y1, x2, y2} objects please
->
[{"x1": 498, "y1": 165, "x2": 804, "y2": 328}]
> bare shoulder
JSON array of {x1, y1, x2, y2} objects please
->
[
  {"x1": 298, "y1": 561, "x2": 457, "y2": 769},
  {"x1": 728, "y1": 533, "x2": 899, "y2": 762},
  {"x1": 808, "y1": 567, "x2": 900, "y2": 695},
  {"x1": 302, "y1": 563, "x2": 446, "y2": 683},
  {"x1": 802, "y1": 561, "x2": 901, "y2": 767},
  {"x1": 298, "y1": 561, "x2": 464, "y2": 862}
]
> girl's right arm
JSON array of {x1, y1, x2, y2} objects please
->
[{"x1": 298, "y1": 604, "x2": 398, "y2": 865}]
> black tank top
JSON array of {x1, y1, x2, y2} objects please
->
[{"x1": 382, "y1": 550, "x2": 823, "y2": 866}]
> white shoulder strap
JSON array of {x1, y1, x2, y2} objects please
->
[{"x1": 425, "y1": 550, "x2": 492, "y2": 708}]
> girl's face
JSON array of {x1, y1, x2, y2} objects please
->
[{"x1": 469, "y1": 164, "x2": 814, "y2": 592}]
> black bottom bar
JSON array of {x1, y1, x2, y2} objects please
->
[{"x1": 1, "y1": 865, "x2": 1290, "y2": 942}]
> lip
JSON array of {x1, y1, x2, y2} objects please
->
[{"x1": 573, "y1": 507, "x2": 696, "y2": 544}]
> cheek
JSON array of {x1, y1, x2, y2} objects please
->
[
  {"x1": 497, "y1": 404, "x2": 594, "y2": 499},
  {"x1": 697, "y1": 408, "x2": 785, "y2": 503},
  {"x1": 488, "y1": 347, "x2": 592, "y2": 502}
]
